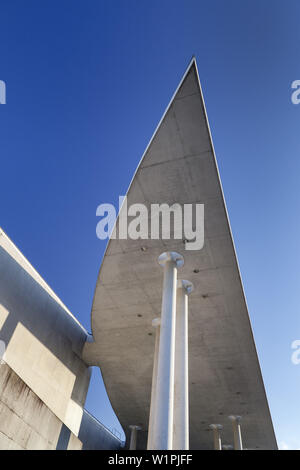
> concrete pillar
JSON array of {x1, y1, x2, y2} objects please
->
[
  {"x1": 173, "y1": 280, "x2": 193, "y2": 450},
  {"x1": 209, "y1": 424, "x2": 223, "y2": 450},
  {"x1": 228, "y1": 415, "x2": 243, "y2": 450},
  {"x1": 152, "y1": 251, "x2": 184, "y2": 450},
  {"x1": 129, "y1": 425, "x2": 141, "y2": 450},
  {"x1": 147, "y1": 318, "x2": 161, "y2": 450}
]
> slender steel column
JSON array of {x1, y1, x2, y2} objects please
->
[
  {"x1": 228, "y1": 415, "x2": 243, "y2": 450},
  {"x1": 147, "y1": 318, "x2": 161, "y2": 450},
  {"x1": 173, "y1": 280, "x2": 193, "y2": 450},
  {"x1": 152, "y1": 252, "x2": 184, "y2": 450},
  {"x1": 129, "y1": 425, "x2": 141, "y2": 450},
  {"x1": 209, "y1": 424, "x2": 223, "y2": 450}
]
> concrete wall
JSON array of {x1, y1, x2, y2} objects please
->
[
  {"x1": 0, "y1": 228, "x2": 122, "y2": 450},
  {"x1": 0, "y1": 363, "x2": 82, "y2": 449}
]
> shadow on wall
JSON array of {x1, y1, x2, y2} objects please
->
[
  {"x1": 0, "y1": 243, "x2": 123, "y2": 450},
  {"x1": 56, "y1": 413, "x2": 123, "y2": 450},
  {"x1": 78, "y1": 410, "x2": 124, "y2": 450},
  {"x1": 0, "y1": 246, "x2": 89, "y2": 415}
]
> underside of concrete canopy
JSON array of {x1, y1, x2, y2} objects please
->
[{"x1": 83, "y1": 59, "x2": 277, "y2": 450}]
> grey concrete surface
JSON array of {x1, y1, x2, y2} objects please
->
[
  {"x1": 0, "y1": 229, "x2": 90, "y2": 437},
  {"x1": 0, "y1": 229, "x2": 122, "y2": 450},
  {"x1": 0, "y1": 363, "x2": 82, "y2": 450},
  {"x1": 0, "y1": 362, "x2": 122, "y2": 450},
  {"x1": 84, "y1": 59, "x2": 277, "y2": 450}
]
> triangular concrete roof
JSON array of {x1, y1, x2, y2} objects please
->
[{"x1": 84, "y1": 59, "x2": 277, "y2": 450}]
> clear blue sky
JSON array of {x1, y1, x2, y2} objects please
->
[{"x1": 1, "y1": 0, "x2": 300, "y2": 449}]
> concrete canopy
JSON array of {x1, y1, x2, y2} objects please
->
[{"x1": 83, "y1": 59, "x2": 277, "y2": 450}]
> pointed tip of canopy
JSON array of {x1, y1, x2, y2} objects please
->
[
  {"x1": 181, "y1": 55, "x2": 198, "y2": 83},
  {"x1": 188, "y1": 55, "x2": 197, "y2": 67}
]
